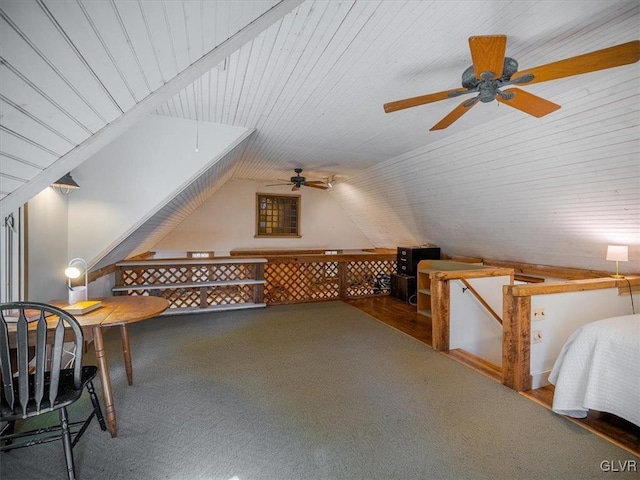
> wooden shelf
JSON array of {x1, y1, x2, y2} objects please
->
[
  {"x1": 116, "y1": 258, "x2": 268, "y2": 266},
  {"x1": 417, "y1": 266, "x2": 433, "y2": 323},
  {"x1": 114, "y1": 258, "x2": 267, "y2": 313},
  {"x1": 161, "y1": 303, "x2": 267, "y2": 315},
  {"x1": 113, "y1": 279, "x2": 266, "y2": 292}
]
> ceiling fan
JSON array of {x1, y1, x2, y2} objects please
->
[
  {"x1": 267, "y1": 168, "x2": 329, "y2": 191},
  {"x1": 383, "y1": 36, "x2": 640, "y2": 130}
]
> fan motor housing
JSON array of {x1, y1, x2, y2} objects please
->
[{"x1": 461, "y1": 56, "x2": 519, "y2": 88}]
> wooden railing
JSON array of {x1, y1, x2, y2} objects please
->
[
  {"x1": 502, "y1": 276, "x2": 640, "y2": 391},
  {"x1": 112, "y1": 253, "x2": 396, "y2": 313},
  {"x1": 261, "y1": 253, "x2": 396, "y2": 304},
  {"x1": 417, "y1": 260, "x2": 514, "y2": 351},
  {"x1": 460, "y1": 278, "x2": 503, "y2": 325}
]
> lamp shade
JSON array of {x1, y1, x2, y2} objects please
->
[
  {"x1": 606, "y1": 245, "x2": 628, "y2": 262},
  {"x1": 52, "y1": 173, "x2": 80, "y2": 193}
]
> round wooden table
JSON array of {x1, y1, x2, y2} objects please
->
[{"x1": 51, "y1": 296, "x2": 168, "y2": 437}]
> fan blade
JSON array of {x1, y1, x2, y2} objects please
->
[
  {"x1": 511, "y1": 40, "x2": 640, "y2": 86},
  {"x1": 430, "y1": 97, "x2": 480, "y2": 131},
  {"x1": 469, "y1": 35, "x2": 507, "y2": 80},
  {"x1": 305, "y1": 180, "x2": 326, "y2": 184},
  {"x1": 291, "y1": 185, "x2": 300, "y2": 191},
  {"x1": 266, "y1": 183, "x2": 293, "y2": 186},
  {"x1": 384, "y1": 88, "x2": 471, "y2": 113},
  {"x1": 303, "y1": 182, "x2": 329, "y2": 190},
  {"x1": 496, "y1": 88, "x2": 560, "y2": 117}
]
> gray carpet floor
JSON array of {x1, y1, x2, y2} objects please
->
[{"x1": 1, "y1": 301, "x2": 638, "y2": 479}]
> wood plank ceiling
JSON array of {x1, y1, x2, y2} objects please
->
[{"x1": 1, "y1": 0, "x2": 639, "y2": 272}]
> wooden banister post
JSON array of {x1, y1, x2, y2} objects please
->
[
  {"x1": 200, "y1": 287, "x2": 208, "y2": 308},
  {"x1": 431, "y1": 277, "x2": 450, "y2": 351},
  {"x1": 502, "y1": 285, "x2": 532, "y2": 391},
  {"x1": 113, "y1": 266, "x2": 123, "y2": 296},
  {"x1": 338, "y1": 261, "x2": 348, "y2": 299},
  {"x1": 254, "y1": 263, "x2": 264, "y2": 303}
]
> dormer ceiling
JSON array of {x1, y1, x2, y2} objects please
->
[{"x1": 0, "y1": 0, "x2": 295, "y2": 209}]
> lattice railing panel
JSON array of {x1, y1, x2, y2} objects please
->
[
  {"x1": 264, "y1": 262, "x2": 340, "y2": 304},
  {"x1": 125, "y1": 288, "x2": 200, "y2": 309},
  {"x1": 346, "y1": 260, "x2": 394, "y2": 297},
  {"x1": 206, "y1": 285, "x2": 253, "y2": 305},
  {"x1": 123, "y1": 284, "x2": 256, "y2": 309},
  {"x1": 120, "y1": 264, "x2": 256, "y2": 286}
]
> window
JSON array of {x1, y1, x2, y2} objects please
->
[{"x1": 256, "y1": 194, "x2": 301, "y2": 237}]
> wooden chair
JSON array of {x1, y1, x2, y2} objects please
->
[{"x1": 0, "y1": 302, "x2": 106, "y2": 480}]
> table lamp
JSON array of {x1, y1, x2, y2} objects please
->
[
  {"x1": 65, "y1": 257, "x2": 88, "y2": 304},
  {"x1": 606, "y1": 245, "x2": 628, "y2": 279}
]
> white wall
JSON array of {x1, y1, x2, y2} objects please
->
[
  {"x1": 154, "y1": 179, "x2": 374, "y2": 255},
  {"x1": 68, "y1": 115, "x2": 249, "y2": 267},
  {"x1": 529, "y1": 287, "x2": 639, "y2": 388},
  {"x1": 26, "y1": 188, "x2": 69, "y2": 302},
  {"x1": 449, "y1": 276, "x2": 510, "y2": 365}
]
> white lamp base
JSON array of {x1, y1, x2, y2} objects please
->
[{"x1": 68, "y1": 286, "x2": 88, "y2": 305}]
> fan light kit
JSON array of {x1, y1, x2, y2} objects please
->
[{"x1": 384, "y1": 36, "x2": 640, "y2": 130}]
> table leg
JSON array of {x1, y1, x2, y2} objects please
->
[
  {"x1": 93, "y1": 326, "x2": 117, "y2": 437},
  {"x1": 120, "y1": 324, "x2": 133, "y2": 386}
]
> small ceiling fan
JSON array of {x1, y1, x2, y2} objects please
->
[
  {"x1": 267, "y1": 168, "x2": 329, "y2": 191},
  {"x1": 384, "y1": 36, "x2": 640, "y2": 130}
]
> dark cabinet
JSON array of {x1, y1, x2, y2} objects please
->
[
  {"x1": 391, "y1": 273, "x2": 416, "y2": 303},
  {"x1": 396, "y1": 247, "x2": 440, "y2": 276}
]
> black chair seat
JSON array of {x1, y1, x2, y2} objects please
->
[{"x1": 1, "y1": 366, "x2": 99, "y2": 420}]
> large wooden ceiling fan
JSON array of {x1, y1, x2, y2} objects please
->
[
  {"x1": 384, "y1": 36, "x2": 640, "y2": 130},
  {"x1": 267, "y1": 168, "x2": 329, "y2": 191}
]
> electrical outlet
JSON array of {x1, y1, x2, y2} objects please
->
[
  {"x1": 532, "y1": 330, "x2": 543, "y2": 344},
  {"x1": 532, "y1": 306, "x2": 546, "y2": 321}
]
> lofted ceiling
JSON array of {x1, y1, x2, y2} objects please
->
[{"x1": 1, "y1": 0, "x2": 639, "y2": 272}]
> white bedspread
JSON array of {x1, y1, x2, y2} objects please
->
[{"x1": 548, "y1": 313, "x2": 640, "y2": 426}]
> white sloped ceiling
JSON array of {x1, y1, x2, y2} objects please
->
[{"x1": 1, "y1": 0, "x2": 638, "y2": 273}]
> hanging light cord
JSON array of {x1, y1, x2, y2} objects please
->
[{"x1": 195, "y1": 120, "x2": 199, "y2": 152}]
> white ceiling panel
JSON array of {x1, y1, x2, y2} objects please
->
[
  {"x1": 0, "y1": 97, "x2": 75, "y2": 154},
  {"x1": 0, "y1": 1, "x2": 122, "y2": 123},
  {"x1": 0, "y1": 128, "x2": 60, "y2": 166},
  {"x1": 0, "y1": 63, "x2": 94, "y2": 141},
  {"x1": 0, "y1": 154, "x2": 42, "y2": 180}
]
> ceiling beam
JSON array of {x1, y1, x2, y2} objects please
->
[{"x1": 0, "y1": 0, "x2": 305, "y2": 215}]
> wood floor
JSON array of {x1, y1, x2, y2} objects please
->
[{"x1": 344, "y1": 295, "x2": 640, "y2": 456}]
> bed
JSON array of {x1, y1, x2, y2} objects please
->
[{"x1": 548, "y1": 313, "x2": 640, "y2": 427}]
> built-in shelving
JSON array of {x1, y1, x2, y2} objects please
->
[
  {"x1": 417, "y1": 270, "x2": 434, "y2": 319},
  {"x1": 113, "y1": 258, "x2": 267, "y2": 314}
]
